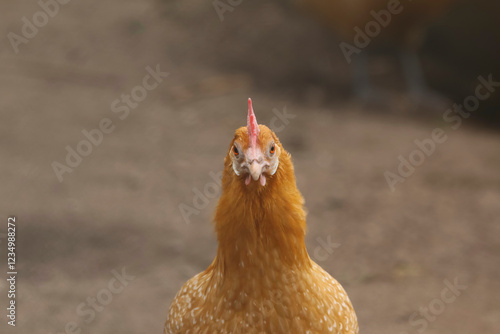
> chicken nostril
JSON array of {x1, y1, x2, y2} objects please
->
[{"x1": 249, "y1": 158, "x2": 263, "y2": 164}]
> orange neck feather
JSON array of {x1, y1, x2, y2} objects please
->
[{"x1": 213, "y1": 148, "x2": 310, "y2": 275}]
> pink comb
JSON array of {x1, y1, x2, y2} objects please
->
[{"x1": 247, "y1": 98, "x2": 260, "y2": 148}]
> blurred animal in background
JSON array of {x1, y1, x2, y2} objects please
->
[
  {"x1": 295, "y1": 0, "x2": 457, "y2": 102},
  {"x1": 164, "y1": 99, "x2": 358, "y2": 333}
]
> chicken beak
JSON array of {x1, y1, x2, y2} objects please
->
[{"x1": 249, "y1": 162, "x2": 262, "y2": 181}]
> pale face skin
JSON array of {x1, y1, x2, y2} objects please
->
[{"x1": 230, "y1": 136, "x2": 280, "y2": 187}]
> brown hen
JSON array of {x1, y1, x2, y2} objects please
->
[
  {"x1": 165, "y1": 99, "x2": 358, "y2": 334},
  {"x1": 296, "y1": 0, "x2": 457, "y2": 100}
]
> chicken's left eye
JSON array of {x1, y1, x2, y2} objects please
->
[
  {"x1": 270, "y1": 145, "x2": 275, "y2": 154},
  {"x1": 233, "y1": 146, "x2": 239, "y2": 156}
]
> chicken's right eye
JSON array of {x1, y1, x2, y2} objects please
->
[{"x1": 233, "y1": 146, "x2": 239, "y2": 156}]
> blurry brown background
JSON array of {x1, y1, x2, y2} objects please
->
[{"x1": 0, "y1": 0, "x2": 499, "y2": 333}]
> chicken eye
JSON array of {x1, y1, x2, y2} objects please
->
[
  {"x1": 233, "y1": 145, "x2": 239, "y2": 156},
  {"x1": 270, "y1": 145, "x2": 275, "y2": 155}
]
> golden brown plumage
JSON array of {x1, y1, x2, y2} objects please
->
[{"x1": 165, "y1": 99, "x2": 358, "y2": 333}]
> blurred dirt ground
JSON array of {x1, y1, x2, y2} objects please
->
[{"x1": 0, "y1": 1, "x2": 499, "y2": 334}]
